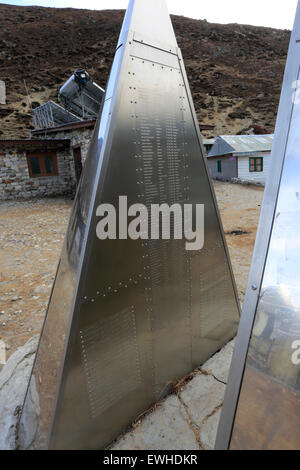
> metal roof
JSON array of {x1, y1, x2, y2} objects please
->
[
  {"x1": 32, "y1": 101, "x2": 81, "y2": 130},
  {"x1": 208, "y1": 134, "x2": 274, "y2": 157},
  {"x1": 203, "y1": 138, "x2": 216, "y2": 145},
  {"x1": 31, "y1": 119, "x2": 96, "y2": 136}
]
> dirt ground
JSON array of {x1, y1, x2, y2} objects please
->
[{"x1": 0, "y1": 181, "x2": 264, "y2": 366}]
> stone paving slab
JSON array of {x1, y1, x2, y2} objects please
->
[
  {"x1": 112, "y1": 340, "x2": 235, "y2": 451},
  {"x1": 180, "y1": 374, "x2": 225, "y2": 427},
  {"x1": 111, "y1": 396, "x2": 200, "y2": 451},
  {"x1": 200, "y1": 408, "x2": 222, "y2": 450},
  {"x1": 201, "y1": 339, "x2": 235, "y2": 384}
]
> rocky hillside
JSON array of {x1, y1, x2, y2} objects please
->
[{"x1": 0, "y1": 4, "x2": 290, "y2": 139}]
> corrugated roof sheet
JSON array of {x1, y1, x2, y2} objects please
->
[
  {"x1": 31, "y1": 119, "x2": 96, "y2": 135},
  {"x1": 203, "y1": 138, "x2": 216, "y2": 145},
  {"x1": 208, "y1": 134, "x2": 274, "y2": 157}
]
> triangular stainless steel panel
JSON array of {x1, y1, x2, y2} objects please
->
[
  {"x1": 216, "y1": 1, "x2": 300, "y2": 451},
  {"x1": 20, "y1": 0, "x2": 240, "y2": 450}
]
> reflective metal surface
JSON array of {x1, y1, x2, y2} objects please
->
[
  {"x1": 20, "y1": 0, "x2": 240, "y2": 450},
  {"x1": 216, "y1": 0, "x2": 300, "y2": 451},
  {"x1": 59, "y1": 69, "x2": 105, "y2": 120}
]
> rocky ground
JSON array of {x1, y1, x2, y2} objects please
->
[
  {"x1": 0, "y1": 181, "x2": 264, "y2": 367},
  {"x1": 214, "y1": 181, "x2": 264, "y2": 302},
  {"x1": 0, "y1": 4, "x2": 290, "y2": 139},
  {"x1": 0, "y1": 197, "x2": 71, "y2": 364}
]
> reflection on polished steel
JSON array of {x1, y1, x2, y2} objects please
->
[
  {"x1": 216, "y1": 0, "x2": 300, "y2": 451},
  {"x1": 59, "y1": 69, "x2": 105, "y2": 120},
  {"x1": 20, "y1": 0, "x2": 240, "y2": 450}
]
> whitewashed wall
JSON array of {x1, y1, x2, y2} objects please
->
[
  {"x1": 206, "y1": 155, "x2": 237, "y2": 181},
  {"x1": 237, "y1": 151, "x2": 270, "y2": 184}
]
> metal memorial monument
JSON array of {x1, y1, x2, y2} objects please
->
[
  {"x1": 216, "y1": 1, "x2": 300, "y2": 451},
  {"x1": 20, "y1": 0, "x2": 240, "y2": 450}
]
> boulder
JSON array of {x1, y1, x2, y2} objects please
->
[{"x1": 0, "y1": 336, "x2": 39, "y2": 450}]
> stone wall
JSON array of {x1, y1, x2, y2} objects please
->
[
  {"x1": 0, "y1": 126, "x2": 94, "y2": 200},
  {"x1": 33, "y1": 127, "x2": 93, "y2": 165},
  {"x1": 57, "y1": 128, "x2": 92, "y2": 164},
  {"x1": 0, "y1": 147, "x2": 76, "y2": 200}
]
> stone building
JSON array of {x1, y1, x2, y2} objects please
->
[
  {"x1": 0, "y1": 139, "x2": 73, "y2": 200},
  {"x1": 0, "y1": 116, "x2": 217, "y2": 201},
  {"x1": 31, "y1": 119, "x2": 95, "y2": 181},
  {"x1": 0, "y1": 120, "x2": 95, "y2": 200}
]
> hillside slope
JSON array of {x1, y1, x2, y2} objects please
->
[{"x1": 0, "y1": 4, "x2": 290, "y2": 139}]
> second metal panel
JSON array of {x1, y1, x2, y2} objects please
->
[{"x1": 216, "y1": 0, "x2": 300, "y2": 450}]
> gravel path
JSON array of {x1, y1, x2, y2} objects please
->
[{"x1": 0, "y1": 198, "x2": 72, "y2": 363}]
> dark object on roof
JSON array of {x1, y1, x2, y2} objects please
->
[
  {"x1": 59, "y1": 69, "x2": 105, "y2": 119},
  {"x1": 199, "y1": 124, "x2": 215, "y2": 131}
]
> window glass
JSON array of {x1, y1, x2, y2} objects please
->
[
  {"x1": 45, "y1": 155, "x2": 54, "y2": 174},
  {"x1": 27, "y1": 153, "x2": 57, "y2": 178},
  {"x1": 256, "y1": 158, "x2": 262, "y2": 172},
  {"x1": 30, "y1": 156, "x2": 41, "y2": 175}
]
